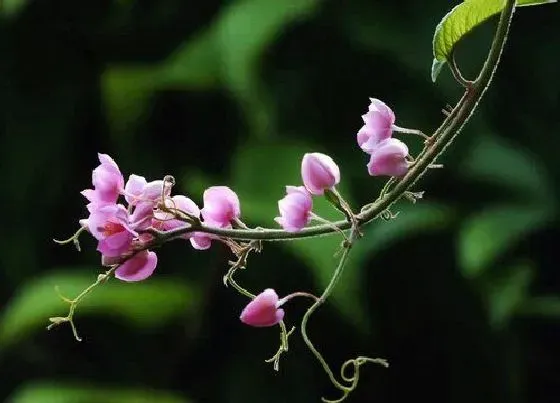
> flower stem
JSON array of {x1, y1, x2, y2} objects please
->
[{"x1": 47, "y1": 267, "x2": 115, "y2": 341}]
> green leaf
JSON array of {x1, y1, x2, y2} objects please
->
[
  {"x1": 0, "y1": 269, "x2": 200, "y2": 348},
  {"x1": 458, "y1": 205, "x2": 551, "y2": 278},
  {"x1": 9, "y1": 382, "x2": 190, "y2": 403},
  {"x1": 216, "y1": 0, "x2": 320, "y2": 138},
  {"x1": 1, "y1": 0, "x2": 29, "y2": 18},
  {"x1": 487, "y1": 263, "x2": 533, "y2": 329},
  {"x1": 518, "y1": 296, "x2": 560, "y2": 318},
  {"x1": 161, "y1": 29, "x2": 221, "y2": 89},
  {"x1": 431, "y1": 0, "x2": 556, "y2": 81},
  {"x1": 102, "y1": 30, "x2": 221, "y2": 137},
  {"x1": 431, "y1": 59, "x2": 446, "y2": 83},
  {"x1": 102, "y1": 67, "x2": 161, "y2": 137},
  {"x1": 461, "y1": 135, "x2": 555, "y2": 205},
  {"x1": 102, "y1": 0, "x2": 320, "y2": 138}
]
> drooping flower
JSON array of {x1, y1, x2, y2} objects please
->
[
  {"x1": 87, "y1": 204, "x2": 136, "y2": 257},
  {"x1": 200, "y1": 186, "x2": 240, "y2": 227},
  {"x1": 357, "y1": 98, "x2": 395, "y2": 153},
  {"x1": 115, "y1": 250, "x2": 158, "y2": 282},
  {"x1": 82, "y1": 153, "x2": 125, "y2": 205},
  {"x1": 240, "y1": 289, "x2": 285, "y2": 327},
  {"x1": 367, "y1": 138, "x2": 409, "y2": 177},
  {"x1": 190, "y1": 233, "x2": 213, "y2": 250},
  {"x1": 275, "y1": 186, "x2": 313, "y2": 232},
  {"x1": 301, "y1": 153, "x2": 340, "y2": 195}
]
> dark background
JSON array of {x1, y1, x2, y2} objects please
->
[{"x1": 1, "y1": 1, "x2": 559, "y2": 402}]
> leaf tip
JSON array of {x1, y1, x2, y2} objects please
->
[{"x1": 431, "y1": 59, "x2": 446, "y2": 83}]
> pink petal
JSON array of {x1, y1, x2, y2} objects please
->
[
  {"x1": 240, "y1": 289, "x2": 284, "y2": 327},
  {"x1": 115, "y1": 251, "x2": 158, "y2": 282},
  {"x1": 190, "y1": 233, "x2": 212, "y2": 250},
  {"x1": 130, "y1": 202, "x2": 155, "y2": 230},
  {"x1": 142, "y1": 180, "x2": 165, "y2": 202},
  {"x1": 201, "y1": 186, "x2": 240, "y2": 226},
  {"x1": 124, "y1": 174, "x2": 147, "y2": 205},
  {"x1": 367, "y1": 138, "x2": 409, "y2": 177}
]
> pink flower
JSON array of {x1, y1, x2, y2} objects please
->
[
  {"x1": 357, "y1": 98, "x2": 395, "y2": 153},
  {"x1": 200, "y1": 186, "x2": 240, "y2": 227},
  {"x1": 87, "y1": 204, "x2": 137, "y2": 257},
  {"x1": 301, "y1": 153, "x2": 340, "y2": 195},
  {"x1": 82, "y1": 154, "x2": 124, "y2": 205},
  {"x1": 275, "y1": 186, "x2": 313, "y2": 232},
  {"x1": 153, "y1": 195, "x2": 200, "y2": 235},
  {"x1": 367, "y1": 138, "x2": 409, "y2": 177},
  {"x1": 240, "y1": 289, "x2": 285, "y2": 327},
  {"x1": 115, "y1": 250, "x2": 158, "y2": 282}
]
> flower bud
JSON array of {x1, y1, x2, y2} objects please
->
[
  {"x1": 367, "y1": 138, "x2": 409, "y2": 177},
  {"x1": 275, "y1": 186, "x2": 313, "y2": 232},
  {"x1": 301, "y1": 153, "x2": 340, "y2": 195},
  {"x1": 240, "y1": 289, "x2": 285, "y2": 327}
]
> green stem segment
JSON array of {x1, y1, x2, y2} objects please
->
[
  {"x1": 300, "y1": 232, "x2": 357, "y2": 401},
  {"x1": 300, "y1": 228, "x2": 388, "y2": 403}
]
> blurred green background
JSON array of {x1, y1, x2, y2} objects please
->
[{"x1": 1, "y1": 0, "x2": 558, "y2": 402}]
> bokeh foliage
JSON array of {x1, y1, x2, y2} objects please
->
[{"x1": 1, "y1": 0, "x2": 558, "y2": 402}]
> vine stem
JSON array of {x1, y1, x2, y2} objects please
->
[
  {"x1": 147, "y1": 0, "x2": 516, "y2": 245},
  {"x1": 295, "y1": 2, "x2": 517, "y2": 400},
  {"x1": 449, "y1": 51, "x2": 473, "y2": 88},
  {"x1": 47, "y1": 267, "x2": 116, "y2": 341},
  {"x1": 300, "y1": 229, "x2": 359, "y2": 399}
]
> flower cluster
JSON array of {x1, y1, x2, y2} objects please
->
[
  {"x1": 78, "y1": 154, "x2": 241, "y2": 282},
  {"x1": 53, "y1": 96, "x2": 426, "y2": 403},
  {"x1": 357, "y1": 98, "x2": 410, "y2": 177}
]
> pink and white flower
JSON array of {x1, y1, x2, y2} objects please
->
[
  {"x1": 367, "y1": 138, "x2": 409, "y2": 177},
  {"x1": 357, "y1": 98, "x2": 395, "y2": 153},
  {"x1": 82, "y1": 153, "x2": 124, "y2": 206},
  {"x1": 275, "y1": 186, "x2": 313, "y2": 232},
  {"x1": 200, "y1": 186, "x2": 241, "y2": 227},
  {"x1": 87, "y1": 204, "x2": 136, "y2": 257},
  {"x1": 301, "y1": 153, "x2": 340, "y2": 195}
]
